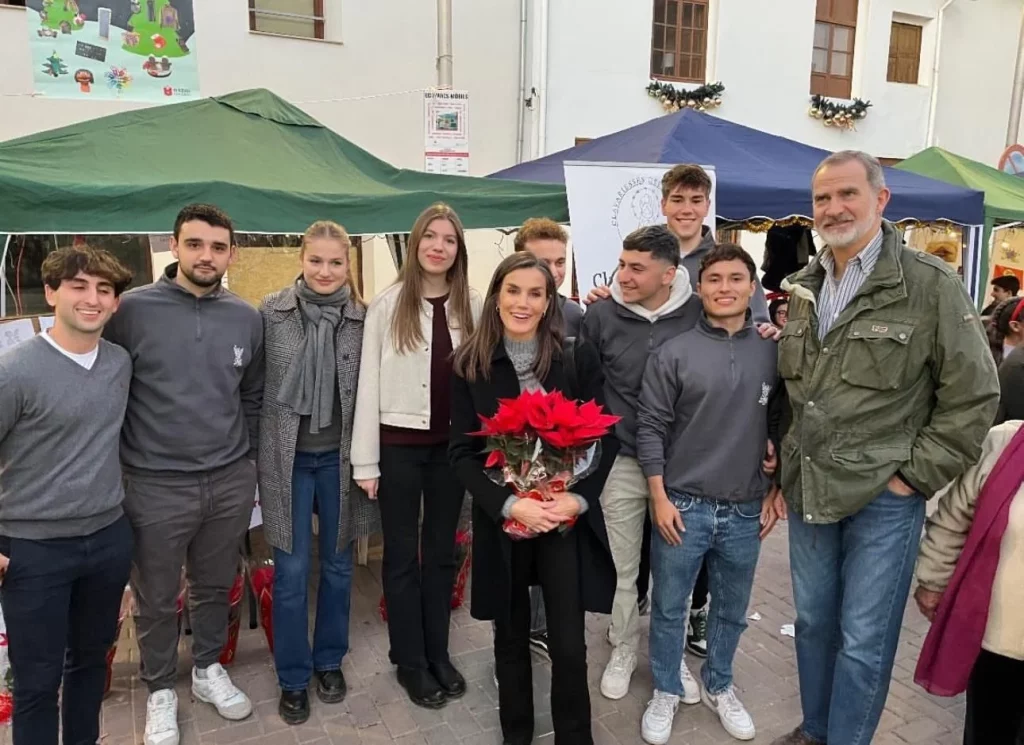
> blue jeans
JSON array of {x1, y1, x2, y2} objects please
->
[
  {"x1": 272, "y1": 451, "x2": 354, "y2": 691},
  {"x1": 788, "y1": 488, "x2": 926, "y2": 745},
  {"x1": 649, "y1": 493, "x2": 763, "y2": 697}
]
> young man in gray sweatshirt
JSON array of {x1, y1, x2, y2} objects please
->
[
  {"x1": 636, "y1": 244, "x2": 782, "y2": 745},
  {"x1": 103, "y1": 204, "x2": 265, "y2": 745},
  {"x1": 0, "y1": 247, "x2": 134, "y2": 745},
  {"x1": 579, "y1": 225, "x2": 705, "y2": 703}
]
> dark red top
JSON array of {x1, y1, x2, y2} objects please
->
[{"x1": 380, "y1": 295, "x2": 453, "y2": 447}]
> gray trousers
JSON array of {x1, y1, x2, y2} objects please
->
[{"x1": 122, "y1": 457, "x2": 257, "y2": 692}]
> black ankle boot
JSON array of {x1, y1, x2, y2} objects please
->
[
  {"x1": 315, "y1": 669, "x2": 347, "y2": 704},
  {"x1": 430, "y1": 660, "x2": 467, "y2": 699},
  {"x1": 396, "y1": 666, "x2": 446, "y2": 709},
  {"x1": 278, "y1": 689, "x2": 310, "y2": 725}
]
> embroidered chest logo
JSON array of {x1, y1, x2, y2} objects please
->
[
  {"x1": 233, "y1": 345, "x2": 245, "y2": 368},
  {"x1": 758, "y1": 382, "x2": 771, "y2": 406}
]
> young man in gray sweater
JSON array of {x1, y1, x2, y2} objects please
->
[
  {"x1": 579, "y1": 225, "x2": 705, "y2": 704},
  {"x1": 103, "y1": 204, "x2": 265, "y2": 745},
  {"x1": 0, "y1": 247, "x2": 134, "y2": 745},
  {"x1": 636, "y1": 244, "x2": 783, "y2": 745}
]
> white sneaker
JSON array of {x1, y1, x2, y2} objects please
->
[
  {"x1": 701, "y1": 684, "x2": 755, "y2": 740},
  {"x1": 600, "y1": 646, "x2": 637, "y2": 700},
  {"x1": 679, "y1": 659, "x2": 701, "y2": 705},
  {"x1": 144, "y1": 689, "x2": 179, "y2": 745},
  {"x1": 192, "y1": 663, "x2": 252, "y2": 720},
  {"x1": 641, "y1": 690, "x2": 679, "y2": 745}
]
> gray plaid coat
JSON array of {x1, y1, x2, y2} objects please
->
[{"x1": 257, "y1": 286, "x2": 380, "y2": 554}]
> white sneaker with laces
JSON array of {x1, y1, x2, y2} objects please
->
[
  {"x1": 641, "y1": 690, "x2": 680, "y2": 745},
  {"x1": 701, "y1": 684, "x2": 756, "y2": 740},
  {"x1": 192, "y1": 663, "x2": 252, "y2": 720},
  {"x1": 679, "y1": 659, "x2": 701, "y2": 705},
  {"x1": 600, "y1": 645, "x2": 637, "y2": 700},
  {"x1": 144, "y1": 689, "x2": 179, "y2": 745}
]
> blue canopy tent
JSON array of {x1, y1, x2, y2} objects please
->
[
  {"x1": 492, "y1": 110, "x2": 984, "y2": 223},
  {"x1": 491, "y1": 109, "x2": 987, "y2": 296}
]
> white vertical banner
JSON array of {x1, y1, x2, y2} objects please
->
[
  {"x1": 424, "y1": 90, "x2": 470, "y2": 175},
  {"x1": 563, "y1": 161, "x2": 717, "y2": 301}
]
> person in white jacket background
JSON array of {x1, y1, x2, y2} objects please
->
[{"x1": 352, "y1": 203, "x2": 482, "y2": 710}]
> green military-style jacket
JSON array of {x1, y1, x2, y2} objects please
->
[{"x1": 777, "y1": 220, "x2": 999, "y2": 524}]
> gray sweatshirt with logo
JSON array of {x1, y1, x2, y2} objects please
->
[
  {"x1": 103, "y1": 264, "x2": 265, "y2": 473},
  {"x1": 636, "y1": 313, "x2": 778, "y2": 502}
]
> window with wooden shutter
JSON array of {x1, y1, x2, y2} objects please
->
[
  {"x1": 248, "y1": 0, "x2": 325, "y2": 40},
  {"x1": 651, "y1": 0, "x2": 709, "y2": 83},
  {"x1": 810, "y1": 0, "x2": 858, "y2": 99},
  {"x1": 887, "y1": 22, "x2": 922, "y2": 84}
]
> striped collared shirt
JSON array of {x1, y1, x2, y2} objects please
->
[{"x1": 816, "y1": 229, "x2": 884, "y2": 339}]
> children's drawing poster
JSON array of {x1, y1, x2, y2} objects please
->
[{"x1": 28, "y1": 0, "x2": 199, "y2": 102}]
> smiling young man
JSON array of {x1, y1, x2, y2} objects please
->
[
  {"x1": 514, "y1": 218, "x2": 583, "y2": 339},
  {"x1": 635, "y1": 244, "x2": 780, "y2": 744},
  {"x1": 771, "y1": 152, "x2": 999, "y2": 745},
  {"x1": 104, "y1": 204, "x2": 265, "y2": 745},
  {"x1": 578, "y1": 225, "x2": 706, "y2": 703},
  {"x1": 0, "y1": 247, "x2": 134, "y2": 745}
]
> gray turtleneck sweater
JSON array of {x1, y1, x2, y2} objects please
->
[{"x1": 499, "y1": 336, "x2": 588, "y2": 520}]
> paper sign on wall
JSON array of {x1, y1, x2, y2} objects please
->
[{"x1": 424, "y1": 90, "x2": 470, "y2": 175}]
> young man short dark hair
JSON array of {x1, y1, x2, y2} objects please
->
[
  {"x1": 514, "y1": 217, "x2": 583, "y2": 338},
  {"x1": 0, "y1": 247, "x2": 134, "y2": 745},
  {"x1": 104, "y1": 203, "x2": 265, "y2": 745},
  {"x1": 637, "y1": 243, "x2": 782, "y2": 744},
  {"x1": 582, "y1": 224, "x2": 710, "y2": 704}
]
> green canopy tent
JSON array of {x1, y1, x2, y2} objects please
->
[
  {"x1": 0, "y1": 88, "x2": 568, "y2": 235},
  {"x1": 896, "y1": 147, "x2": 1024, "y2": 305}
]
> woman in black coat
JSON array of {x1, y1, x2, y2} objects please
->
[{"x1": 449, "y1": 252, "x2": 618, "y2": 745}]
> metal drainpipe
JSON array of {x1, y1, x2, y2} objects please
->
[{"x1": 436, "y1": 0, "x2": 453, "y2": 88}]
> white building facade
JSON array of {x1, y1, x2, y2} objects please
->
[{"x1": 535, "y1": 0, "x2": 1024, "y2": 168}]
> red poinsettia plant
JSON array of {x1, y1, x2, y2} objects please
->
[{"x1": 472, "y1": 390, "x2": 620, "y2": 539}]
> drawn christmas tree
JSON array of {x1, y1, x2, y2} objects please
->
[
  {"x1": 40, "y1": 0, "x2": 85, "y2": 34},
  {"x1": 42, "y1": 51, "x2": 69, "y2": 78},
  {"x1": 123, "y1": 0, "x2": 189, "y2": 58}
]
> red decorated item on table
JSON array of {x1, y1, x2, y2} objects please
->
[
  {"x1": 379, "y1": 529, "x2": 473, "y2": 622},
  {"x1": 218, "y1": 574, "x2": 245, "y2": 666},
  {"x1": 248, "y1": 562, "x2": 275, "y2": 654},
  {"x1": 471, "y1": 390, "x2": 619, "y2": 540},
  {"x1": 0, "y1": 606, "x2": 11, "y2": 725},
  {"x1": 103, "y1": 587, "x2": 134, "y2": 695}
]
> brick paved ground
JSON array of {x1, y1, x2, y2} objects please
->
[{"x1": 0, "y1": 522, "x2": 966, "y2": 744}]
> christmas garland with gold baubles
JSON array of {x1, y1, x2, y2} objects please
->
[
  {"x1": 808, "y1": 95, "x2": 871, "y2": 130},
  {"x1": 647, "y1": 81, "x2": 724, "y2": 113}
]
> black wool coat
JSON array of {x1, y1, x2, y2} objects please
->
[{"x1": 449, "y1": 338, "x2": 619, "y2": 621}]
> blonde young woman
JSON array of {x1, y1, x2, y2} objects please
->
[
  {"x1": 258, "y1": 222, "x2": 380, "y2": 725},
  {"x1": 352, "y1": 203, "x2": 482, "y2": 709}
]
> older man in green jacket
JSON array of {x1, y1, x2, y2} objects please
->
[{"x1": 771, "y1": 151, "x2": 999, "y2": 745}]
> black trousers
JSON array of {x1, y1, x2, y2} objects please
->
[
  {"x1": 963, "y1": 649, "x2": 1024, "y2": 745},
  {"x1": 0, "y1": 515, "x2": 133, "y2": 745},
  {"x1": 636, "y1": 512, "x2": 708, "y2": 609},
  {"x1": 379, "y1": 443, "x2": 465, "y2": 669},
  {"x1": 495, "y1": 529, "x2": 591, "y2": 745}
]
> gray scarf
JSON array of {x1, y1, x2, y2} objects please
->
[{"x1": 277, "y1": 280, "x2": 350, "y2": 433}]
